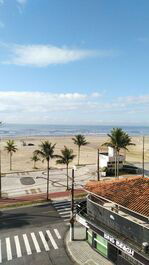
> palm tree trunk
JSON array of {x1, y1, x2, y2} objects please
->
[
  {"x1": 78, "y1": 146, "x2": 80, "y2": 165},
  {"x1": 10, "y1": 152, "x2": 12, "y2": 171},
  {"x1": 46, "y1": 159, "x2": 50, "y2": 200},
  {"x1": 66, "y1": 164, "x2": 69, "y2": 190},
  {"x1": 34, "y1": 161, "x2": 35, "y2": 169}
]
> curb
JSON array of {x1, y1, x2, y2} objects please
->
[{"x1": 64, "y1": 228, "x2": 80, "y2": 265}]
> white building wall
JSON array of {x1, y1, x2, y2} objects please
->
[
  {"x1": 99, "y1": 151, "x2": 125, "y2": 170},
  {"x1": 99, "y1": 154, "x2": 109, "y2": 168}
]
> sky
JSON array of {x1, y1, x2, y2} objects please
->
[{"x1": 0, "y1": 0, "x2": 149, "y2": 125}]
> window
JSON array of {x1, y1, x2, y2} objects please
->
[
  {"x1": 94, "y1": 234, "x2": 108, "y2": 257},
  {"x1": 87, "y1": 229, "x2": 92, "y2": 245}
]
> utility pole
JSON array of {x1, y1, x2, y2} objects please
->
[
  {"x1": 0, "y1": 137, "x2": 1, "y2": 198},
  {"x1": 70, "y1": 166, "x2": 75, "y2": 241},
  {"x1": 0, "y1": 122, "x2": 2, "y2": 198},
  {"x1": 97, "y1": 149, "x2": 100, "y2": 181},
  {"x1": 114, "y1": 147, "x2": 117, "y2": 178},
  {"x1": 142, "y1": 136, "x2": 145, "y2": 178}
]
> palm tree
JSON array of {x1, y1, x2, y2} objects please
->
[
  {"x1": 34, "y1": 141, "x2": 56, "y2": 200},
  {"x1": 102, "y1": 128, "x2": 135, "y2": 177},
  {"x1": 31, "y1": 154, "x2": 40, "y2": 169},
  {"x1": 56, "y1": 146, "x2": 76, "y2": 190},
  {"x1": 4, "y1": 140, "x2": 18, "y2": 171},
  {"x1": 72, "y1": 134, "x2": 89, "y2": 165}
]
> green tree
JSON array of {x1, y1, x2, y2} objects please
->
[
  {"x1": 34, "y1": 141, "x2": 56, "y2": 200},
  {"x1": 72, "y1": 134, "x2": 89, "y2": 165},
  {"x1": 102, "y1": 128, "x2": 135, "y2": 177},
  {"x1": 56, "y1": 146, "x2": 76, "y2": 190},
  {"x1": 4, "y1": 140, "x2": 18, "y2": 171},
  {"x1": 31, "y1": 154, "x2": 40, "y2": 169}
]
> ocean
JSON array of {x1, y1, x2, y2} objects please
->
[{"x1": 0, "y1": 124, "x2": 149, "y2": 137}]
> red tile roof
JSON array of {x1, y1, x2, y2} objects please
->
[{"x1": 85, "y1": 176, "x2": 149, "y2": 217}]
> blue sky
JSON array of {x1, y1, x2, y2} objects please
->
[{"x1": 0, "y1": 0, "x2": 149, "y2": 125}]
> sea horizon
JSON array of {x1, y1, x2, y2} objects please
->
[{"x1": 0, "y1": 124, "x2": 149, "y2": 138}]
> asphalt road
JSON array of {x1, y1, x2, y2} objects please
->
[{"x1": 0, "y1": 202, "x2": 74, "y2": 265}]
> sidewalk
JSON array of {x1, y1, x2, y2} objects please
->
[{"x1": 66, "y1": 224, "x2": 113, "y2": 265}]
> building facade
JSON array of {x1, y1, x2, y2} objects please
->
[
  {"x1": 99, "y1": 147, "x2": 125, "y2": 175},
  {"x1": 76, "y1": 177, "x2": 149, "y2": 265}
]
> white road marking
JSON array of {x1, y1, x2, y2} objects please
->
[
  {"x1": 57, "y1": 208, "x2": 71, "y2": 211},
  {"x1": 39, "y1": 231, "x2": 50, "y2": 251},
  {"x1": 23, "y1": 234, "x2": 32, "y2": 255},
  {"x1": 61, "y1": 213, "x2": 70, "y2": 218},
  {"x1": 14, "y1": 235, "x2": 22, "y2": 258},
  {"x1": 46, "y1": 230, "x2": 58, "y2": 249},
  {"x1": 6, "y1": 238, "x2": 12, "y2": 261},
  {"x1": 59, "y1": 211, "x2": 70, "y2": 214},
  {"x1": 0, "y1": 240, "x2": 2, "y2": 263},
  {"x1": 54, "y1": 229, "x2": 61, "y2": 239},
  {"x1": 31, "y1": 233, "x2": 41, "y2": 253}
]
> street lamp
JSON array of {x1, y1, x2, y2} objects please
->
[
  {"x1": 0, "y1": 137, "x2": 1, "y2": 198},
  {"x1": 142, "y1": 136, "x2": 145, "y2": 178},
  {"x1": 0, "y1": 122, "x2": 2, "y2": 198},
  {"x1": 97, "y1": 148, "x2": 100, "y2": 181},
  {"x1": 70, "y1": 165, "x2": 76, "y2": 241}
]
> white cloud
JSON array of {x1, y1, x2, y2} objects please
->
[
  {"x1": 91, "y1": 92, "x2": 102, "y2": 98},
  {"x1": 118, "y1": 95, "x2": 149, "y2": 105},
  {"x1": 0, "y1": 91, "x2": 103, "y2": 123},
  {"x1": 0, "y1": 91, "x2": 148, "y2": 124},
  {"x1": 3, "y1": 44, "x2": 117, "y2": 67}
]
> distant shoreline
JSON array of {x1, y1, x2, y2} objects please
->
[{"x1": 0, "y1": 124, "x2": 149, "y2": 138}]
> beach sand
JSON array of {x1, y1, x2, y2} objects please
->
[{"x1": 1, "y1": 135, "x2": 149, "y2": 173}]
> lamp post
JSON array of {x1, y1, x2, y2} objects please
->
[
  {"x1": 97, "y1": 149, "x2": 100, "y2": 181},
  {"x1": 0, "y1": 137, "x2": 1, "y2": 198},
  {"x1": 70, "y1": 166, "x2": 76, "y2": 241},
  {"x1": 0, "y1": 122, "x2": 2, "y2": 198},
  {"x1": 142, "y1": 136, "x2": 145, "y2": 178}
]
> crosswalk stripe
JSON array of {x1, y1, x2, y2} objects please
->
[
  {"x1": 6, "y1": 237, "x2": 12, "y2": 261},
  {"x1": 54, "y1": 229, "x2": 61, "y2": 239},
  {"x1": 31, "y1": 233, "x2": 41, "y2": 253},
  {"x1": 23, "y1": 234, "x2": 32, "y2": 255},
  {"x1": 0, "y1": 240, "x2": 2, "y2": 263},
  {"x1": 61, "y1": 214, "x2": 70, "y2": 218},
  {"x1": 46, "y1": 230, "x2": 58, "y2": 250},
  {"x1": 39, "y1": 231, "x2": 50, "y2": 251},
  {"x1": 14, "y1": 236, "x2": 22, "y2": 258},
  {"x1": 59, "y1": 211, "x2": 70, "y2": 214},
  {"x1": 57, "y1": 207, "x2": 71, "y2": 212}
]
